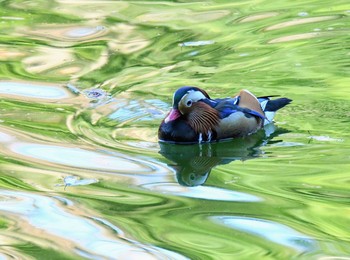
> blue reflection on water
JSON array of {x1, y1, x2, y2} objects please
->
[
  {"x1": 179, "y1": 40, "x2": 215, "y2": 47},
  {"x1": 142, "y1": 183, "x2": 262, "y2": 202},
  {"x1": 10, "y1": 142, "x2": 149, "y2": 173},
  {"x1": 0, "y1": 190, "x2": 188, "y2": 259},
  {"x1": 211, "y1": 216, "x2": 316, "y2": 252},
  {"x1": 65, "y1": 26, "x2": 105, "y2": 38},
  {"x1": 61, "y1": 176, "x2": 99, "y2": 188},
  {"x1": 0, "y1": 82, "x2": 70, "y2": 99},
  {"x1": 108, "y1": 99, "x2": 167, "y2": 122}
]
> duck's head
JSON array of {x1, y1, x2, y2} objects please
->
[{"x1": 164, "y1": 86, "x2": 210, "y2": 123}]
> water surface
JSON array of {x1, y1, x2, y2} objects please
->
[{"x1": 0, "y1": 0, "x2": 349, "y2": 259}]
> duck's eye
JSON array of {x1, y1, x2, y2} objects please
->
[{"x1": 186, "y1": 100, "x2": 192, "y2": 107}]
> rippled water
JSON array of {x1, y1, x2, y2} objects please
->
[{"x1": 0, "y1": 1, "x2": 350, "y2": 259}]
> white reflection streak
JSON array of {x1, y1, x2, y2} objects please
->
[
  {"x1": 179, "y1": 40, "x2": 215, "y2": 47},
  {"x1": 0, "y1": 129, "x2": 173, "y2": 185},
  {"x1": 0, "y1": 190, "x2": 188, "y2": 259},
  {"x1": 142, "y1": 183, "x2": 262, "y2": 202},
  {"x1": 65, "y1": 26, "x2": 105, "y2": 38},
  {"x1": 212, "y1": 216, "x2": 315, "y2": 252},
  {"x1": 0, "y1": 132, "x2": 15, "y2": 143},
  {"x1": 0, "y1": 82, "x2": 69, "y2": 99},
  {"x1": 9, "y1": 142, "x2": 147, "y2": 172},
  {"x1": 62, "y1": 176, "x2": 99, "y2": 188}
]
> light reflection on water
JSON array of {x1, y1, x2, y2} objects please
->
[
  {"x1": 0, "y1": 132, "x2": 15, "y2": 143},
  {"x1": 10, "y1": 142, "x2": 149, "y2": 172},
  {"x1": 211, "y1": 216, "x2": 316, "y2": 252},
  {"x1": 0, "y1": 128, "x2": 173, "y2": 186},
  {"x1": 64, "y1": 26, "x2": 106, "y2": 39},
  {"x1": 0, "y1": 81, "x2": 71, "y2": 100},
  {"x1": 0, "y1": 190, "x2": 188, "y2": 260},
  {"x1": 142, "y1": 183, "x2": 262, "y2": 202}
]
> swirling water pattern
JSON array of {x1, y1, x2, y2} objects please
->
[{"x1": 0, "y1": 0, "x2": 350, "y2": 259}]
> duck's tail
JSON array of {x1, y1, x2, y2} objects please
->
[{"x1": 258, "y1": 96, "x2": 292, "y2": 125}]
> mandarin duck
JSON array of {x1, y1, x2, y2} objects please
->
[{"x1": 158, "y1": 86, "x2": 291, "y2": 143}]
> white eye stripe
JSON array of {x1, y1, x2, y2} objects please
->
[
  {"x1": 179, "y1": 90, "x2": 206, "y2": 105},
  {"x1": 186, "y1": 90, "x2": 206, "y2": 101}
]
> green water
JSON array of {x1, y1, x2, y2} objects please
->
[{"x1": 0, "y1": 0, "x2": 350, "y2": 259}]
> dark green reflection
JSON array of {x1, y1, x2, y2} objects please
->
[{"x1": 159, "y1": 126, "x2": 287, "y2": 186}]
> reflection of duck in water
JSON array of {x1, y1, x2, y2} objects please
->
[
  {"x1": 159, "y1": 126, "x2": 287, "y2": 186},
  {"x1": 158, "y1": 86, "x2": 291, "y2": 143}
]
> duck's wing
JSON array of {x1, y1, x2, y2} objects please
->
[
  {"x1": 206, "y1": 90, "x2": 265, "y2": 120},
  {"x1": 236, "y1": 89, "x2": 265, "y2": 117},
  {"x1": 201, "y1": 98, "x2": 237, "y2": 118}
]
